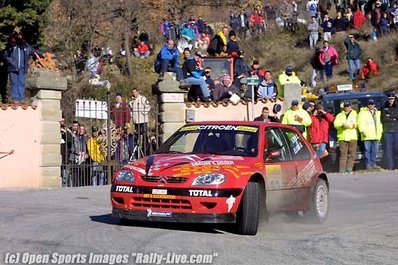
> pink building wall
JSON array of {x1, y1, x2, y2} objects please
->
[{"x1": 0, "y1": 105, "x2": 42, "y2": 188}]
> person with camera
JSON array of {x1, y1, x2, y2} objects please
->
[
  {"x1": 2, "y1": 30, "x2": 43, "y2": 103},
  {"x1": 281, "y1": 100, "x2": 312, "y2": 139},
  {"x1": 308, "y1": 103, "x2": 334, "y2": 158}
]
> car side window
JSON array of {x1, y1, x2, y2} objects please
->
[
  {"x1": 265, "y1": 128, "x2": 292, "y2": 161},
  {"x1": 282, "y1": 128, "x2": 311, "y2": 160}
]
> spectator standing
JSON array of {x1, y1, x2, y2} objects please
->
[
  {"x1": 379, "y1": 12, "x2": 390, "y2": 36},
  {"x1": 307, "y1": 15, "x2": 320, "y2": 49},
  {"x1": 391, "y1": 2, "x2": 398, "y2": 33},
  {"x1": 249, "y1": 8, "x2": 266, "y2": 35},
  {"x1": 254, "y1": 106, "x2": 279, "y2": 122},
  {"x1": 237, "y1": 9, "x2": 250, "y2": 39},
  {"x1": 333, "y1": 11, "x2": 348, "y2": 32},
  {"x1": 344, "y1": 34, "x2": 362, "y2": 81},
  {"x1": 310, "y1": 46, "x2": 325, "y2": 88},
  {"x1": 282, "y1": 100, "x2": 313, "y2": 138},
  {"x1": 111, "y1": 92, "x2": 131, "y2": 129},
  {"x1": 357, "y1": 99, "x2": 383, "y2": 170},
  {"x1": 226, "y1": 30, "x2": 240, "y2": 57},
  {"x1": 321, "y1": 14, "x2": 334, "y2": 42},
  {"x1": 129, "y1": 88, "x2": 151, "y2": 154},
  {"x1": 60, "y1": 118, "x2": 68, "y2": 186},
  {"x1": 257, "y1": 71, "x2": 278, "y2": 100},
  {"x1": 381, "y1": 92, "x2": 398, "y2": 170},
  {"x1": 319, "y1": 40, "x2": 339, "y2": 80},
  {"x1": 87, "y1": 126, "x2": 106, "y2": 185},
  {"x1": 229, "y1": 11, "x2": 240, "y2": 32},
  {"x1": 2, "y1": 31, "x2": 43, "y2": 103},
  {"x1": 352, "y1": 8, "x2": 366, "y2": 29},
  {"x1": 309, "y1": 103, "x2": 334, "y2": 158},
  {"x1": 333, "y1": 101, "x2": 358, "y2": 173},
  {"x1": 279, "y1": 0, "x2": 294, "y2": 30},
  {"x1": 156, "y1": 39, "x2": 184, "y2": 81},
  {"x1": 307, "y1": 0, "x2": 319, "y2": 18},
  {"x1": 70, "y1": 124, "x2": 89, "y2": 186},
  {"x1": 371, "y1": 1, "x2": 383, "y2": 31}
]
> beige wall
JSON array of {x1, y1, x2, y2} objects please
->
[
  {"x1": 0, "y1": 105, "x2": 42, "y2": 188},
  {"x1": 185, "y1": 100, "x2": 284, "y2": 122}
]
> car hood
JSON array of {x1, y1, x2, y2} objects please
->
[{"x1": 123, "y1": 153, "x2": 259, "y2": 178}]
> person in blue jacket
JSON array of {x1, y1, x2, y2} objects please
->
[
  {"x1": 2, "y1": 31, "x2": 43, "y2": 103},
  {"x1": 156, "y1": 39, "x2": 184, "y2": 81}
]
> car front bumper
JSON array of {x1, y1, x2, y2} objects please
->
[{"x1": 112, "y1": 207, "x2": 236, "y2": 223}]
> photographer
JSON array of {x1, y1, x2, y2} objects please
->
[{"x1": 308, "y1": 103, "x2": 334, "y2": 158}]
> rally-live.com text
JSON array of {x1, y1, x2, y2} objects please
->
[{"x1": 4, "y1": 252, "x2": 219, "y2": 264}]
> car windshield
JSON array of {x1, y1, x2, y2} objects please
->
[{"x1": 156, "y1": 124, "x2": 259, "y2": 157}]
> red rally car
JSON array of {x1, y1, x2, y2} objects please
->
[{"x1": 111, "y1": 121, "x2": 329, "y2": 235}]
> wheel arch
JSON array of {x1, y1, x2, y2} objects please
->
[{"x1": 318, "y1": 173, "x2": 329, "y2": 189}]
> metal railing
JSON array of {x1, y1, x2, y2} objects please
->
[{"x1": 60, "y1": 95, "x2": 159, "y2": 187}]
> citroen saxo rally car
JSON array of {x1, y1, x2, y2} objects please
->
[{"x1": 111, "y1": 121, "x2": 329, "y2": 235}]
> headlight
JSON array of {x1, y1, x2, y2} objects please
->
[
  {"x1": 116, "y1": 170, "x2": 135, "y2": 182},
  {"x1": 192, "y1": 173, "x2": 226, "y2": 186}
]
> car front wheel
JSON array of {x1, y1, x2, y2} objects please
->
[
  {"x1": 236, "y1": 181, "x2": 261, "y2": 235},
  {"x1": 306, "y1": 178, "x2": 329, "y2": 223}
]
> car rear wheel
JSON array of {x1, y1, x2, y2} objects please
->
[
  {"x1": 236, "y1": 181, "x2": 261, "y2": 235},
  {"x1": 306, "y1": 178, "x2": 329, "y2": 223}
]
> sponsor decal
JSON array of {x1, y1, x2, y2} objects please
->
[
  {"x1": 146, "y1": 209, "x2": 172, "y2": 218},
  {"x1": 152, "y1": 188, "x2": 167, "y2": 195},
  {"x1": 266, "y1": 165, "x2": 282, "y2": 189},
  {"x1": 180, "y1": 125, "x2": 258, "y2": 132},
  {"x1": 143, "y1": 194, "x2": 176, "y2": 199},
  {"x1": 188, "y1": 190, "x2": 213, "y2": 197},
  {"x1": 289, "y1": 160, "x2": 316, "y2": 187},
  {"x1": 226, "y1": 195, "x2": 236, "y2": 212},
  {"x1": 190, "y1": 160, "x2": 234, "y2": 166},
  {"x1": 115, "y1": 185, "x2": 135, "y2": 193}
]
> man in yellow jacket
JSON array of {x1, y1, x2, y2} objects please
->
[
  {"x1": 87, "y1": 126, "x2": 106, "y2": 185},
  {"x1": 333, "y1": 101, "x2": 358, "y2": 173},
  {"x1": 277, "y1": 65, "x2": 302, "y2": 97},
  {"x1": 357, "y1": 99, "x2": 383, "y2": 170},
  {"x1": 282, "y1": 99, "x2": 312, "y2": 139}
]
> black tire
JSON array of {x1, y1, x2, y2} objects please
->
[
  {"x1": 306, "y1": 178, "x2": 329, "y2": 223},
  {"x1": 236, "y1": 182, "x2": 261, "y2": 235}
]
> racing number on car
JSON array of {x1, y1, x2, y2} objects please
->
[{"x1": 265, "y1": 165, "x2": 282, "y2": 189}]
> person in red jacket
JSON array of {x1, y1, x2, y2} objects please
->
[
  {"x1": 133, "y1": 41, "x2": 151, "y2": 58},
  {"x1": 352, "y1": 9, "x2": 366, "y2": 29},
  {"x1": 309, "y1": 103, "x2": 335, "y2": 158},
  {"x1": 360, "y1": 57, "x2": 379, "y2": 80}
]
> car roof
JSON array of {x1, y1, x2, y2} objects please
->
[{"x1": 321, "y1": 91, "x2": 386, "y2": 101}]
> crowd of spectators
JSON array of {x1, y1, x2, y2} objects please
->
[
  {"x1": 153, "y1": 0, "x2": 397, "y2": 103},
  {"x1": 61, "y1": 88, "x2": 154, "y2": 187},
  {"x1": 58, "y1": 0, "x2": 398, "y2": 185}
]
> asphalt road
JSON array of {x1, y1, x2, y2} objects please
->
[{"x1": 1, "y1": 171, "x2": 398, "y2": 265}]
